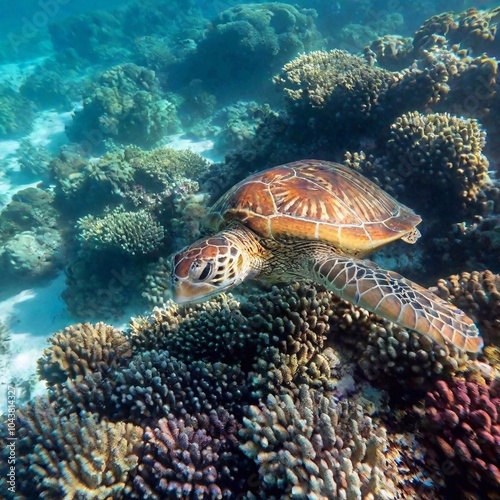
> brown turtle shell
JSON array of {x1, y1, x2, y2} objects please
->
[{"x1": 205, "y1": 160, "x2": 422, "y2": 257}]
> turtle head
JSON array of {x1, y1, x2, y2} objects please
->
[{"x1": 171, "y1": 230, "x2": 259, "y2": 304}]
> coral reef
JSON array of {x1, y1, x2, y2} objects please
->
[
  {"x1": 433, "y1": 271, "x2": 500, "y2": 345},
  {"x1": 177, "y1": 3, "x2": 321, "y2": 102},
  {"x1": 240, "y1": 384, "x2": 398, "y2": 498},
  {"x1": 0, "y1": 85, "x2": 35, "y2": 137},
  {"x1": 76, "y1": 207, "x2": 166, "y2": 256},
  {"x1": 67, "y1": 63, "x2": 180, "y2": 147},
  {"x1": 424, "y1": 377, "x2": 500, "y2": 498},
  {"x1": 364, "y1": 35, "x2": 415, "y2": 70},
  {"x1": 0, "y1": 229, "x2": 63, "y2": 280},
  {"x1": 19, "y1": 67, "x2": 74, "y2": 109},
  {"x1": 274, "y1": 49, "x2": 396, "y2": 124},
  {"x1": 16, "y1": 140, "x2": 51, "y2": 179},
  {"x1": 0, "y1": 398, "x2": 142, "y2": 499},
  {"x1": 132, "y1": 409, "x2": 255, "y2": 498},
  {"x1": 353, "y1": 111, "x2": 491, "y2": 217},
  {"x1": 37, "y1": 322, "x2": 132, "y2": 387}
]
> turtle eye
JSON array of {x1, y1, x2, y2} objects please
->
[{"x1": 190, "y1": 260, "x2": 214, "y2": 281}]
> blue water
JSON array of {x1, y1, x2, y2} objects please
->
[{"x1": 0, "y1": 1, "x2": 499, "y2": 498}]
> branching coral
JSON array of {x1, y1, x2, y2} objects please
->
[
  {"x1": 433, "y1": 270, "x2": 500, "y2": 345},
  {"x1": 110, "y1": 349, "x2": 249, "y2": 421},
  {"x1": 76, "y1": 207, "x2": 166, "y2": 256},
  {"x1": 274, "y1": 49, "x2": 396, "y2": 115},
  {"x1": 132, "y1": 409, "x2": 256, "y2": 498},
  {"x1": 424, "y1": 377, "x2": 500, "y2": 498},
  {"x1": 364, "y1": 35, "x2": 415, "y2": 70},
  {"x1": 240, "y1": 384, "x2": 397, "y2": 498},
  {"x1": 37, "y1": 322, "x2": 132, "y2": 387},
  {"x1": 0, "y1": 398, "x2": 142, "y2": 499},
  {"x1": 345, "y1": 111, "x2": 491, "y2": 219}
]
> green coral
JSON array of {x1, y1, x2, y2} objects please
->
[{"x1": 76, "y1": 207, "x2": 165, "y2": 256}]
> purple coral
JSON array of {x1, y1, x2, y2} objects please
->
[
  {"x1": 132, "y1": 409, "x2": 257, "y2": 498},
  {"x1": 425, "y1": 378, "x2": 500, "y2": 495}
]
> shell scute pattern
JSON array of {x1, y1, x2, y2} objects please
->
[{"x1": 208, "y1": 160, "x2": 421, "y2": 256}]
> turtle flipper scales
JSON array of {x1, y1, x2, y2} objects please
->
[{"x1": 311, "y1": 255, "x2": 483, "y2": 352}]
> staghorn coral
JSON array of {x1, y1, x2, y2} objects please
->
[
  {"x1": 132, "y1": 409, "x2": 256, "y2": 498},
  {"x1": 0, "y1": 398, "x2": 142, "y2": 499},
  {"x1": 67, "y1": 63, "x2": 180, "y2": 147},
  {"x1": 76, "y1": 207, "x2": 165, "y2": 256},
  {"x1": 424, "y1": 377, "x2": 500, "y2": 498},
  {"x1": 37, "y1": 322, "x2": 132, "y2": 387},
  {"x1": 240, "y1": 384, "x2": 397, "y2": 498},
  {"x1": 433, "y1": 270, "x2": 500, "y2": 345}
]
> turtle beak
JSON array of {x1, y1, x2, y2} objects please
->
[{"x1": 172, "y1": 280, "x2": 219, "y2": 304}]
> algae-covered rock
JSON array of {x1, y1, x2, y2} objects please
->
[{"x1": 0, "y1": 229, "x2": 63, "y2": 279}]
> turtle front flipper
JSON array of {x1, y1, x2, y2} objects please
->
[{"x1": 311, "y1": 254, "x2": 483, "y2": 353}]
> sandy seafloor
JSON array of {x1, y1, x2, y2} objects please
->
[{"x1": 0, "y1": 60, "x2": 219, "y2": 414}]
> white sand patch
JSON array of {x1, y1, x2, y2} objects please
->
[
  {"x1": 0, "y1": 57, "x2": 48, "y2": 90},
  {"x1": 29, "y1": 109, "x2": 72, "y2": 153},
  {"x1": 0, "y1": 274, "x2": 74, "y2": 414},
  {"x1": 167, "y1": 133, "x2": 221, "y2": 163}
]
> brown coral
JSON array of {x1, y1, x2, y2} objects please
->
[
  {"x1": 37, "y1": 322, "x2": 132, "y2": 386},
  {"x1": 0, "y1": 398, "x2": 142, "y2": 499},
  {"x1": 433, "y1": 270, "x2": 500, "y2": 345}
]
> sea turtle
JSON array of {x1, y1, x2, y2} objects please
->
[{"x1": 171, "y1": 160, "x2": 482, "y2": 352}]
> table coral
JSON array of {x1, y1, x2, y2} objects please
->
[{"x1": 424, "y1": 377, "x2": 500, "y2": 498}]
